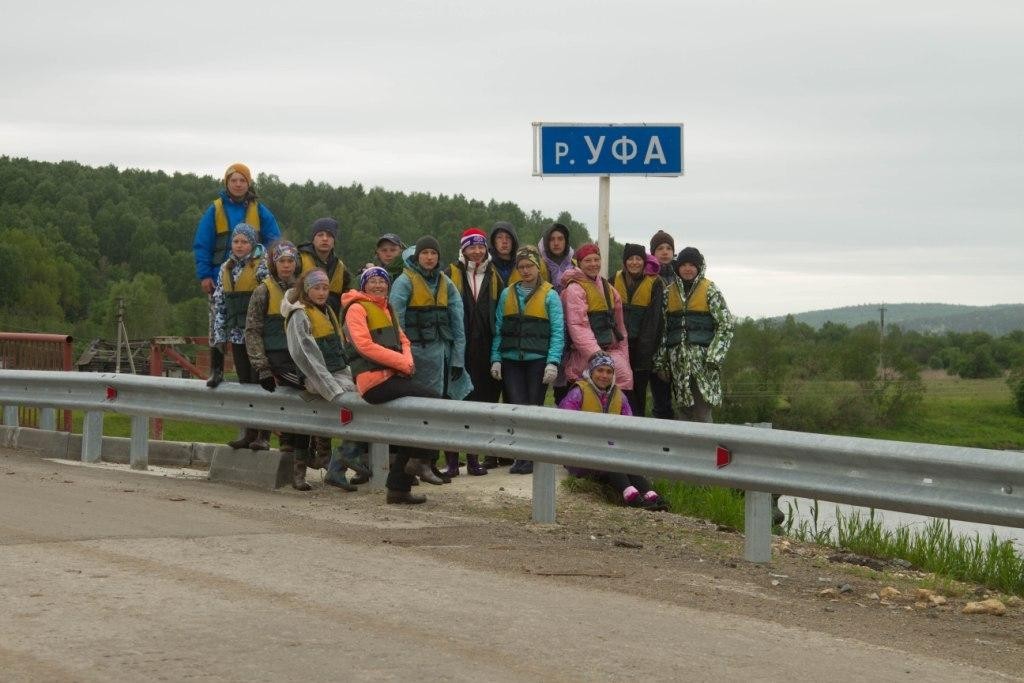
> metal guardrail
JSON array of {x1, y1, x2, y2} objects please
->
[{"x1": 2, "y1": 369, "x2": 1022, "y2": 564}]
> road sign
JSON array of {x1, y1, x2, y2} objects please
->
[{"x1": 532, "y1": 122, "x2": 684, "y2": 176}]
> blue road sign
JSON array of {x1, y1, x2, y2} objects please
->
[{"x1": 532, "y1": 122, "x2": 684, "y2": 176}]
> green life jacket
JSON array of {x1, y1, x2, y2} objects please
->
[
  {"x1": 568, "y1": 276, "x2": 617, "y2": 349},
  {"x1": 261, "y1": 278, "x2": 288, "y2": 352},
  {"x1": 402, "y1": 268, "x2": 452, "y2": 344},
  {"x1": 613, "y1": 270, "x2": 658, "y2": 340},
  {"x1": 665, "y1": 278, "x2": 714, "y2": 347},
  {"x1": 342, "y1": 300, "x2": 403, "y2": 378},
  {"x1": 212, "y1": 198, "x2": 261, "y2": 267},
  {"x1": 499, "y1": 281, "x2": 553, "y2": 358},
  {"x1": 220, "y1": 258, "x2": 263, "y2": 331},
  {"x1": 306, "y1": 305, "x2": 347, "y2": 373}
]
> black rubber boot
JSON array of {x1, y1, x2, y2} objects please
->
[
  {"x1": 206, "y1": 348, "x2": 225, "y2": 388},
  {"x1": 249, "y1": 430, "x2": 271, "y2": 451},
  {"x1": 292, "y1": 453, "x2": 312, "y2": 492},
  {"x1": 227, "y1": 428, "x2": 257, "y2": 449}
]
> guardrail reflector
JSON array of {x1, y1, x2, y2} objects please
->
[
  {"x1": 339, "y1": 408, "x2": 353, "y2": 425},
  {"x1": 716, "y1": 445, "x2": 731, "y2": 469},
  {"x1": 105, "y1": 387, "x2": 118, "y2": 400}
]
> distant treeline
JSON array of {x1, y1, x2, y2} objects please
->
[{"x1": 0, "y1": 156, "x2": 608, "y2": 342}]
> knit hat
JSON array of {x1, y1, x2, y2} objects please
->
[
  {"x1": 587, "y1": 351, "x2": 616, "y2": 373},
  {"x1": 414, "y1": 235, "x2": 441, "y2": 259},
  {"x1": 514, "y1": 246, "x2": 541, "y2": 269},
  {"x1": 231, "y1": 223, "x2": 258, "y2": 246},
  {"x1": 224, "y1": 163, "x2": 252, "y2": 186},
  {"x1": 376, "y1": 233, "x2": 405, "y2": 248},
  {"x1": 674, "y1": 246, "x2": 705, "y2": 272},
  {"x1": 575, "y1": 243, "x2": 600, "y2": 262},
  {"x1": 622, "y1": 243, "x2": 646, "y2": 264},
  {"x1": 303, "y1": 269, "x2": 330, "y2": 292},
  {"x1": 359, "y1": 266, "x2": 391, "y2": 291},
  {"x1": 271, "y1": 240, "x2": 298, "y2": 262},
  {"x1": 309, "y1": 217, "x2": 339, "y2": 241},
  {"x1": 649, "y1": 229, "x2": 674, "y2": 254},
  {"x1": 460, "y1": 227, "x2": 488, "y2": 253}
]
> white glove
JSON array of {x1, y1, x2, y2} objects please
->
[
  {"x1": 542, "y1": 363, "x2": 558, "y2": 385},
  {"x1": 490, "y1": 362, "x2": 503, "y2": 381}
]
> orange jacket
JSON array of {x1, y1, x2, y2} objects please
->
[{"x1": 341, "y1": 289, "x2": 414, "y2": 395}]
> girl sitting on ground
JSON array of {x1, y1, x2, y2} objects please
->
[{"x1": 558, "y1": 352, "x2": 668, "y2": 511}]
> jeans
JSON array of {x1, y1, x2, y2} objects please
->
[{"x1": 502, "y1": 359, "x2": 547, "y2": 407}]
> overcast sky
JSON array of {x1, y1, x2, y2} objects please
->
[{"x1": 2, "y1": 0, "x2": 1021, "y2": 318}]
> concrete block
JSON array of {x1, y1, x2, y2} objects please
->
[
  {"x1": 98, "y1": 436, "x2": 132, "y2": 464},
  {"x1": 191, "y1": 442, "x2": 220, "y2": 468},
  {"x1": 146, "y1": 440, "x2": 194, "y2": 468},
  {"x1": 208, "y1": 448, "x2": 292, "y2": 490},
  {"x1": 0, "y1": 425, "x2": 17, "y2": 448},
  {"x1": 14, "y1": 427, "x2": 71, "y2": 458}
]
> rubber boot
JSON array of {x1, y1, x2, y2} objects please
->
[
  {"x1": 324, "y1": 449, "x2": 357, "y2": 491},
  {"x1": 338, "y1": 441, "x2": 372, "y2": 478},
  {"x1": 405, "y1": 459, "x2": 444, "y2": 485},
  {"x1": 466, "y1": 454, "x2": 488, "y2": 476},
  {"x1": 309, "y1": 436, "x2": 332, "y2": 470},
  {"x1": 482, "y1": 455, "x2": 500, "y2": 469},
  {"x1": 206, "y1": 348, "x2": 225, "y2": 388},
  {"x1": 772, "y1": 494, "x2": 786, "y2": 526},
  {"x1": 249, "y1": 430, "x2": 271, "y2": 451},
  {"x1": 442, "y1": 451, "x2": 461, "y2": 478},
  {"x1": 227, "y1": 428, "x2": 257, "y2": 450},
  {"x1": 291, "y1": 451, "x2": 312, "y2": 492}
]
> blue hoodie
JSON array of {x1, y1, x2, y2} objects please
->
[{"x1": 192, "y1": 190, "x2": 282, "y2": 281}]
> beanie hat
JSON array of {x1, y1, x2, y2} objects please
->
[
  {"x1": 587, "y1": 351, "x2": 616, "y2": 373},
  {"x1": 271, "y1": 240, "x2": 298, "y2": 262},
  {"x1": 622, "y1": 243, "x2": 646, "y2": 264},
  {"x1": 224, "y1": 163, "x2": 252, "y2": 186},
  {"x1": 303, "y1": 269, "x2": 330, "y2": 292},
  {"x1": 231, "y1": 223, "x2": 258, "y2": 246},
  {"x1": 376, "y1": 233, "x2": 405, "y2": 248},
  {"x1": 575, "y1": 243, "x2": 600, "y2": 262},
  {"x1": 460, "y1": 227, "x2": 488, "y2": 252},
  {"x1": 514, "y1": 246, "x2": 541, "y2": 269},
  {"x1": 359, "y1": 266, "x2": 391, "y2": 291},
  {"x1": 309, "y1": 217, "x2": 339, "y2": 241},
  {"x1": 649, "y1": 229, "x2": 674, "y2": 254},
  {"x1": 414, "y1": 235, "x2": 441, "y2": 259},
  {"x1": 674, "y1": 246, "x2": 705, "y2": 273}
]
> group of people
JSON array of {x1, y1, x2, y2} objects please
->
[{"x1": 193, "y1": 163, "x2": 735, "y2": 507}]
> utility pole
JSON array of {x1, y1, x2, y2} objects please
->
[
  {"x1": 114, "y1": 297, "x2": 137, "y2": 375},
  {"x1": 878, "y1": 304, "x2": 887, "y2": 379}
]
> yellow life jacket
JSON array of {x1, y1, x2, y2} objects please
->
[
  {"x1": 402, "y1": 268, "x2": 452, "y2": 343},
  {"x1": 220, "y1": 258, "x2": 263, "y2": 330},
  {"x1": 613, "y1": 270, "x2": 658, "y2": 340},
  {"x1": 262, "y1": 278, "x2": 288, "y2": 352},
  {"x1": 500, "y1": 280, "x2": 553, "y2": 358},
  {"x1": 576, "y1": 379, "x2": 624, "y2": 415},
  {"x1": 568, "y1": 276, "x2": 617, "y2": 349},
  {"x1": 305, "y1": 305, "x2": 346, "y2": 373},
  {"x1": 342, "y1": 300, "x2": 403, "y2": 378},
  {"x1": 212, "y1": 198, "x2": 261, "y2": 266},
  {"x1": 665, "y1": 278, "x2": 713, "y2": 347},
  {"x1": 299, "y1": 251, "x2": 347, "y2": 313}
]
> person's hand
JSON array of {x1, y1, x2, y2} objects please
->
[
  {"x1": 259, "y1": 374, "x2": 277, "y2": 392},
  {"x1": 450, "y1": 366, "x2": 464, "y2": 382},
  {"x1": 201, "y1": 277, "x2": 215, "y2": 296},
  {"x1": 542, "y1": 363, "x2": 558, "y2": 385},
  {"x1": 490, "y1": 362, "x2": 502, "y2": 381}
]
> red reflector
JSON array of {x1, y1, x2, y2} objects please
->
[
  {"x1": 339, "y1": 408, "x2": 353, "y2": 425},
  {"x1": 716, "y1": 445, "x2": 731, "y2": 469},
  {"x1": 106, "y1": 386, "x2": 118, "y2": 400}
]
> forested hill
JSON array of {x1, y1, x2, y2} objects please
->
[
  {"x1": 0, "y1": 156, "x2": 605, "y2": 341},
  {"x1": 777, "y1": 304, "x2": 1024, "y2": 336}
]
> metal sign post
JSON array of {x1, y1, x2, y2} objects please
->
[{"x1": 532, "y1": 122, "x2": 685, "y2": 277}]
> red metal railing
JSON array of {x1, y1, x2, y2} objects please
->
[{"x1": 0, "y1": 333, "x2": 74, "y2": 430}]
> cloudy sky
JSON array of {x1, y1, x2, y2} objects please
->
[{"x1": 2, "y1": 1, "x2": 1021, "y2": 318}]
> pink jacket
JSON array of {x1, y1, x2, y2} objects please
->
[{"x1": 559, "y1": 267, "x2": 633, "y2": 390}]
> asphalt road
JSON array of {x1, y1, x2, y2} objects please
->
[{"x1": 0, "y1": 448, "x2": 1011, "y2": 682}]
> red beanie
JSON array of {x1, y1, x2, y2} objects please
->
[
  {"x1": 460, "y1": 227, "x2": 487, "y2": 252},
  {"x1": 575, "y1": 243, "x2": 600, "y2": 262}
]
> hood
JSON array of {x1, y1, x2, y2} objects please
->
[
  {"x1": 539, "y1": 223, "x2": 573, "y2": 264},
  {"x1": 228, "y1": 242, "x2": 265, "y2": 267},
  {"x1": 559, "y1": 266, "x2": 601, "y2": 288},
  {"x1": 644, "y1": 254, "x2": 660, "y2": 277},
  {"x1": 488, "y1": 221, "x2": 519, "y2": 262},
  {"x1": 280, "y1": 285, "x2": 306, "y2": 318}
]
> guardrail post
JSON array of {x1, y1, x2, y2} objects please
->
[
  {"x1": 130, "y1": 415, "x2": 149, "y2": 470},
  {"x1": 39, "y1": 407, "x2": 56, "y2": 431},
  {"x1": 2, "y1": 405, "x2": 18, "y2": 426},
  {"x1": 368, "y1": 442, "x2": 388, "y2": 491},
  {"x1": 82, "y1": 411, "x2": 103, "y2": 463},
  {"x1": 532, "y1": 461, "x2": 557, "y2": 523},
  {"x1": 744, "y1": 491, "x2": 773, "y2": 563}
]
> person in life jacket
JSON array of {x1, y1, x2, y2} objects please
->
[
  {"x1": 243, "y1": 240, "x2": 318, "y2": 485},
  {"x1": 647, "y1": 229, "x2": 677, "y2": 419},
  {"x1": 389, "y1": 236, "x2": 473, "y2": 482},
  {"x1": 297, "y1": 217, "x2": 351, "y2": 315},
  {"x1": 281, "y1": 269, "x2": 361, "y2": 491},
  {"x1": 341, "y1": 266, "x2": 448, "y2": 503},
  {"x1": 653, "y1": 246, "x2": 734, "y2": 423},
  {"x1": 490, "y1": 246, "x2": 565, "y2": 475},
  {"x1": 613, "y1": 243, "x2": 665, "y2": 418},
  {"x1": 559, "y1": 242, "x2": 633, "y2": 404},
  {"x1": 537, "y1": 222, "x2": 575, "y2": 291},
  {"x1": 444, "y1": 227, "x2": 503, "y2": 477},
  {"x1": 193, "y1": 162, "x2": 281, "y2": 296},
  {"x1": 207, "y1": 223, "x2": 269, "y2": 450},
  {"x1": 558, "y1": 352, "x2": 668, "y2": 511}
]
